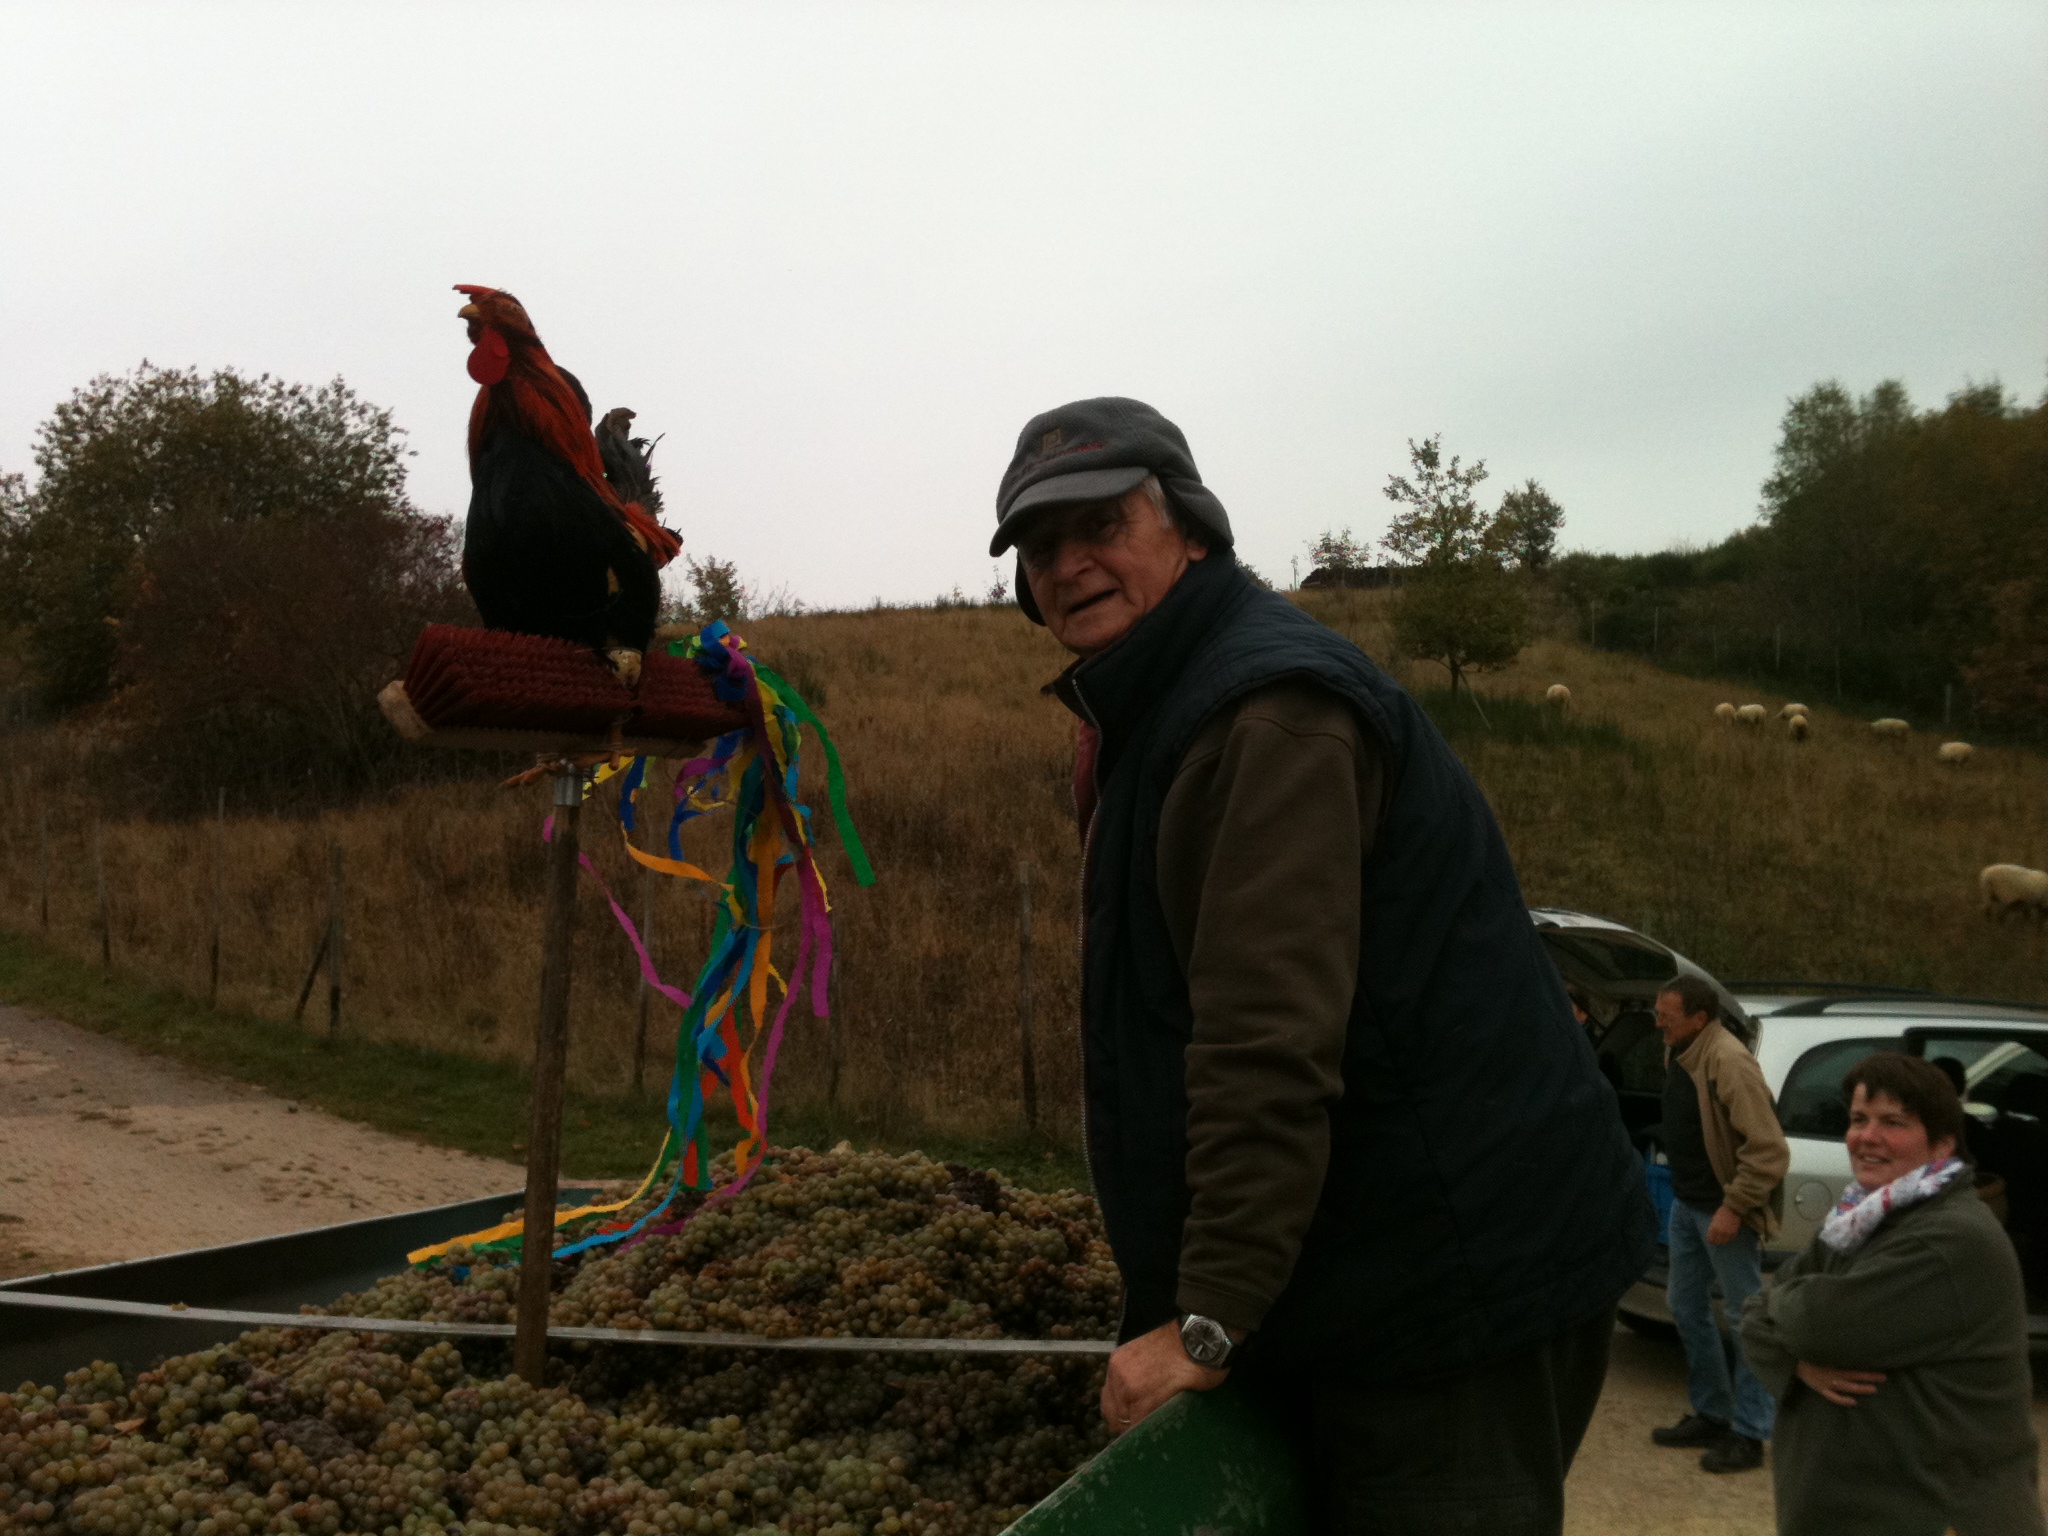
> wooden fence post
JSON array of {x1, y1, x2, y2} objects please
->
[
  {"x1": 515, "y1": 767, "x2": 583, "y2": 1386},
  {"x1": 208, "y1": 788, "x2": 225, "y2": 1008},
  {"x1": 38, "y1": 810, "x2": 49, "y2": 932},
  {"x1": 826, "y1": 950, "x2": 843, "y2": 1123},
  {"x1": 326, "y1": 844, "x2": 344, "y2": 1037},
  {"x1": 93, "y1": 822, "x2": 110, "y2": 968},
  {"x1": 1018, "y1": 859, "x2": 1038, "y2": 1136}
]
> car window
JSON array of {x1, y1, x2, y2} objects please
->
[
  {"x1": 1542, "y1": 933, "x2": 1678, "y2": 984},
  {"x1": 1777, "y1": 1037, "x2": 1893, "y2": 1137},
  {"x1": 1914, "y1": 1033, "x2": 2048, "y2": 1119}
]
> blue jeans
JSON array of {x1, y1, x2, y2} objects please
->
[{"x1": 1665, "y1": 1201, "x2": 1775, "y2": 1442}]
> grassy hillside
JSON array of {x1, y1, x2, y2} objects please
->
[{"x1": 2, "y1": 590, "x2": 2044, "y2": 1156}]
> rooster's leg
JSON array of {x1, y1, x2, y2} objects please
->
[{"x1": 607, "y1": 649, "x2": 644, "y2": 689}]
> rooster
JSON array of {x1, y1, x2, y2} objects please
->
[{"x1": 454, "y1": 285, "x2": 681, "y2": 686}]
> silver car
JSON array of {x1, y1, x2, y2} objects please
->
[{"x1": 1533, "y1": 910, "x2": 2048, "y2": 1338}]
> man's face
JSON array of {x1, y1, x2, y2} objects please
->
[
  {"x1": 1653, "y1": 991, "x2": 1711, "y2": 1049},
  {"x1": 1019, "y1": 488, "x2": 1207, "y2": 658}
]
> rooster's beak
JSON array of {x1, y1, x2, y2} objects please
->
[{"x1": 457, "y1": 303, "x2": 483, "y2": 321}]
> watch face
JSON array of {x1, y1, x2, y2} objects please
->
[{"x1": 1181, "y1": 1315, "x2": 1231, "y2": 1367}]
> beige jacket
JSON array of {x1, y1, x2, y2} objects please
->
[{"x1": 1675, "y1": 1018, "x2": 1789, "y2": 1236}]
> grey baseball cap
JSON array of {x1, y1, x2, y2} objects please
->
[{"x1": 991, "y1": 397, "x2": 1233, "y2": 558}]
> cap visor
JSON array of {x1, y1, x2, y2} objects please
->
[{"x1": 990, "y1": 465, "x2": 1150, "y2": 555}]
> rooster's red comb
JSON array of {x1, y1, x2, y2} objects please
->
[{"x1": 454, "y1": 284, "x2": 501, "y2": 300}]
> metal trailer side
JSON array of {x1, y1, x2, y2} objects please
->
[{"x1": 1, "y1": 1201, "x2": 1308, "y2": 1534}]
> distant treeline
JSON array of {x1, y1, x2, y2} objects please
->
[{"x1": 1551, "y1": 380, "x2": 2048, "y2": 734}]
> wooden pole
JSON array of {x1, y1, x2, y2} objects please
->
[
  {"x1": 208, "y1": 788, "x2": 225, "y2": 1008},
  {"x1": 631, "y1": 861, "x2": 652, "y2": 1097},
  {"x1": 37, "y1": 810, "x2": 49, "y2": 931},
  {"x1": 515, "y1": 768, "x2": 582, "y2": 1386},
  {"x1": 326, "y1": 844, "x2": 344, "y2": 1037},
  {"x1": 1018, "y1": 859, "x2": 1038, "y2": 1136},
  {"x1": 826, "y1": 950, "x2": 843, "y2": 1124},
  {"x1": 94, "y1": 822, "x2": 110, "y2": 968},
  {"x1": 292, "y1": 930, "x2": 330, "y2": 1024}
]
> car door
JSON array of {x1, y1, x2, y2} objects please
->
[{"x1": 1905, "y1": 1025, "x2": 2048, "y2": 1324}]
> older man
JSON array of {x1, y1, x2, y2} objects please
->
[
  {"x1": 1649, "y1": 973, "x2": 1788, "y2": 1474},
  {"x1": 992, "y1": 397, "x2": 1654, "y2": 1531}
]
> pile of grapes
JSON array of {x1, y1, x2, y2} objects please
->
[
  {"x1": 330, "y1": 1146, "x2": 1123, "y2": 1345},
  {"x1": 1, "y1": 1149, "x2": 1123, "y2": 1536}
]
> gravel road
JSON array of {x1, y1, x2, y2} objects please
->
[
  {"x1": 0, "y1": 1002, "x2": 519, "y2": 1280},
  {"x1": 3, "y1": 999, "x2": 2042, "y2": 1532}
]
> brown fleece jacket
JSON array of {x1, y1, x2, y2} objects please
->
[
  {"x1": 1674, "y1": 1018, "x2": 1789, "y2": 1236},
  {"x1": 1153, "y1": 677, "x2": 1383, "y2": 1331}
]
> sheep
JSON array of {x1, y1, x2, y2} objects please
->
[
  {"x1": 1870, "y1": 718, "x2": 1910, "y2": 739},
  {"x1": 1980, "y1": 864, "x2": 2048, "y2": 921},
  {"x1": 1779, "y1": 703, "x2": 1810, "y2": 720},
  {"x1": 1787, "y1": 714, "x2": 1811, "y2": 742},
  {"x1": 1714, "y1": 702, "x2": 1737, "y2": 724},
  {"x1": 1736, "y1": 704, "x2": 1766, "y2": 726},
  {"x1": 1545, "y1": 684, "x2": 1571, "y2": 708},
  {"x1": 1937, "y1": 741, "x2": 1974, "y2": 767}
]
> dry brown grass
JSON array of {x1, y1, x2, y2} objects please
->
[{"x1": 3, "y1": 591, "x2": 2045, "y2": 1153}]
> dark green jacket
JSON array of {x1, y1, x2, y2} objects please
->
[{"x1": 1740, "y1": 1177, "x2": 2041, "y2": 1536}]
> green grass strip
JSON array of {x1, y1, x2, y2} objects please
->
[{"x1": 0, "y1": 929, "x2": 1090, "y2": 1194}]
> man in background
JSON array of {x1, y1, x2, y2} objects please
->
[
  {"x1": 990, "y1": 395, "x2": 1654, "y2": 1532},
  {"x1": 1650, "y1": 973, "x2": 1788, "y2": 1473}
]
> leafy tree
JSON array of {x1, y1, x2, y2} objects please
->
[
  {"x1": 1309, "y1": 527, "x2": 1369, "y2": 573},
  {"x1": 1381, "y1": 434, "x2": 1490, "y2": 567},
  {"x1": 1491, "y1": 479, "x2": 1565, "y2": 571},
  {"x1": 684, "y1": 554, "x2": 750, "y2": 626},
  {"x1": 1377, "y1": 433, "x2": 1529, "y2": 690},
  {"x1": 1392, "y1": 559, "x2": 1530, "y2": 694},
  {"x1": 117, "y1": 505, "x2": 469, "y2": 812},
  {"x1": 14, "y1": 363, "x2": 415, "y2": 708}
]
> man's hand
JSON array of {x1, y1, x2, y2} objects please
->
[
  {"x1": 1100, "y1": 1321, "x2": 1228, "y2": 1434},
  {"x1": 1796, "y1": 1360, "x2": 1886, "y2": 1407},
  {"x1": 1706, "y1": 1205, "x2": 1743, "y2": 1246}
]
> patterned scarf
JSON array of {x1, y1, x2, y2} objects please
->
[{"x1": 1819, "y1": 1157, "x2": 1967, "y2": 1254}]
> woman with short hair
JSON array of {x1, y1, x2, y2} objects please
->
[{"x1": 1740, "y1": 1051, "x2": 2041, "y2": 1535}]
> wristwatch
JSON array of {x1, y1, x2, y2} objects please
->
[{"x1": 1179, "y1": 1313, "x2": 1236, "y2": 1369}]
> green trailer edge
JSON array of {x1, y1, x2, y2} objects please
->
[{"x1": 1005, "y1": 1384, "x2": 1309, "y2": 1536}]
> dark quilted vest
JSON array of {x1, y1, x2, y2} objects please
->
[{"x1": 1062, "y1": 554, "x2": 1653, "y2": 1382}]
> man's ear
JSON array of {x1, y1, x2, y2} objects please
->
[{"x1": 1186, "y1": 539, "x2": 1209, "y2": 562}]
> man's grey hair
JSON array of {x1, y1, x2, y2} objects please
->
[{"x1": 1133, "y1": 472, "x2": 1204, "y2": 543}]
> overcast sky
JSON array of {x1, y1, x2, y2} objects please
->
[{"x1": 3, "y1": 2, "x2": 2042, "y2": 608}]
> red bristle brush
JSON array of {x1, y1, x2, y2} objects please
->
[{"x1": 378, "y1": 626, "x2": 746, "y2": 753}]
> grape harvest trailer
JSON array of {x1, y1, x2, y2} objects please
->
[{"x1": 0, "y1": 1198, "x2": 1307, "y2": 1535}]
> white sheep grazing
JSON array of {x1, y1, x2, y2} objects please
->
[
  {"x1": 1937, "y1": 741, "x2": 1974, "y2": 767},
  {"x1": 1779, "y1": 703, "x2": 1809, "y2": 721},
  {"x1": 1980, "y1": 864, "x2": 2048, "y2": 920},
  {"x1": 1545, "y1": 684, "x2": 1571, "y2": 708},
  {"x1": 1714, "y1": 702, "x2": 1737, "y2": 724},
  {"x1": 1871, "y1": 718, "x2": 1910, "y2": 738},
  {"x1": 1787, "y1": 714, "x2": 1811, "y2": 742},
  {"x1": 1736, "y1": 704, "x2": 1766, "y2": 726}
]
